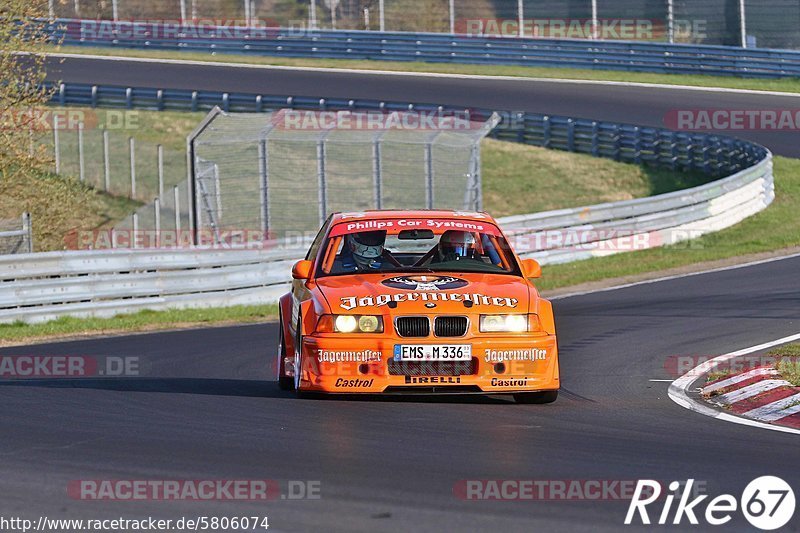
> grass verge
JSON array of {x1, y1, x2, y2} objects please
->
[
  {"x1": 769, "y1": 344, "x2": 800, "y2": 386},
  {"x1": 537, "y1": 156, "x2": 800, "y2": 290},
  {"x1": 482, "y1": 139, "x2": 708, "y2": 217},
  {"x1": 0, "y1": 305, "x2": 279, "y2": 346},
  {"x1": 54, "y1": 44, "x2": 800, "y2": 95}
]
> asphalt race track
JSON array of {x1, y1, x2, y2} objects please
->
[
  {"x1": 1, "y1": 56, "x2": 797, "y2": 531},
  {"x1": 46, "y1": 55, "x2": 800, "y2": 157}
]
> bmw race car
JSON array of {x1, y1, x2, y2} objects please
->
[{"x1": 276, "y1": 210, "x2": 559, "y2": 403}]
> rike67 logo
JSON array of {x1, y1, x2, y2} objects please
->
[{"x1": 625, "y1": 477, "x2": 795, "y2": 530}]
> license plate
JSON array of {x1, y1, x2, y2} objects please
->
[{"x1": 393, "y1": 344, "x2": 472, "y2": 361}]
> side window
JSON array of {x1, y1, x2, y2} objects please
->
[{"x1": 305, "y1": 215, "x2": 332, "y2": 261}]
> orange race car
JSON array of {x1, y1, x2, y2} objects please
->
[{"x1": 276, "y1": 210, "x2": 559, "y2": 403}]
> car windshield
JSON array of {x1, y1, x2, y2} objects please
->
[{"x1": 316, "y1": 218, "x2": 520, "y2": 277}]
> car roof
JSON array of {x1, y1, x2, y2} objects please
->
[{"x1": 329, "y1": 210, "x2": 495, "y2": 225}]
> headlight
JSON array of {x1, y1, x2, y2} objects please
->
[
  {"x1": 334, "y1": 315, "x2": 358, "y2": 333},
  {"x1": 358, "y1": 315, "x2": 381, "y2": 333},
  {"x1": 480, "y1": 314, "x2": 536, "y2": 333},
  {"x1": 330, "y1": 315, "x2": 383, "y2": 333}
]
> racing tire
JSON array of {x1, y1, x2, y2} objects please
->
[
  {"x1": 277, "y1": 315, "x2": 294, "y2": 391},
  {"x1": 293, "y1": 319, "x2": 309, "y2": 398},
  {"x1": 514, "y1": 390, "x2": 558, "y2": 404}
]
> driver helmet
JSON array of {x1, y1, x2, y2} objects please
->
[
  {"x1": 439, "y1": 230, "x2": 477, "y2": 261},
  {"x1": 346, "y1": 231, "x2": 385, "y2": 269}
]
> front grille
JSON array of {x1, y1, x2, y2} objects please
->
[
  {"x1": 396, "y1": 316, "x2": 430, "y2": 337},
  {"x1": 434, "y1": 316, "x2": 468, "y2": 337},
  {"x1": 387, "y1": 358, "x2": 477, "y2": 376}
]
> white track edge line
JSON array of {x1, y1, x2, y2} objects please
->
[
  {"x1": 668, "y1": 332, "x2": 800, "y2": 436},
  {"x1": 37, "y1": 51, "x2": 800, "y2": 99}
]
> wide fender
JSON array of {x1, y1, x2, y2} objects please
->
[{"x1": 534, "y1": 297, "x2": 557, "y2": 336}]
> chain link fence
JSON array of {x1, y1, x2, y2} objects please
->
[
  {"x1": 45, "y1": 117, "x2": 187, "y2": 202},
  {"x1": 109, "y1": 108, "x2": 498, "y2": 247},
  {"x1": 49, "y1": 0, "x2": 800, "y2": 49},
  {"x1": 0, "y1": 214, "x2": 34, "y2": 255}
]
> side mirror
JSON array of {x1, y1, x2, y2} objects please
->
[
  {"x1": 521, "y1": 258, "x2": 541, "y2": 279},
  {"x1": 292, "y1": 260, "x2": 313, "y2": 280}
]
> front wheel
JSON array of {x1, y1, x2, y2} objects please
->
[
  {"x1": 293, "y1": 319, "x2": 306, "y2": 397},
  {"x1": 514, "y1": 390, "x2": 558, "y2": 404},
  {"x1": 277, "y1": 316, "x2": 294, "y2": 391}
]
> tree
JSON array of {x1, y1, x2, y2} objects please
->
[{"x1": 0, "y1": 0, "x2": 54, "y2": 182}]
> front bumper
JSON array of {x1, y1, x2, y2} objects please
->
[{"x1": 295, "y1": 334, "x2": 559, "y2": 394}]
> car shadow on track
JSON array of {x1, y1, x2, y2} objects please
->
[
  {"x1": 0, "y1": 378, "x2": 526, "y2": 403},
  {"x1": 0, "y1": 378, "x2": 284, "y2": 398},
  {"x1": 0, "y1": 379, "x2": 580, "y2": 405}
]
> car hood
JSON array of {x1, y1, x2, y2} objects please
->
[{"x1": 314, "y1": 272, "x2": 532, "y2": 315}]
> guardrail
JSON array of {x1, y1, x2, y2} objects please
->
[
  {"x1": 0, "y1": 247, "x2": 295, "y2": 323},
  {"x1": 48, "y1": 19, "x2": 800, "y2": 78},
  {"x1": 2, "y1": 81, "x2": 771, "y2": 324}
]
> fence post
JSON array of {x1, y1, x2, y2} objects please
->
[
  {"x1": 309, "y1": 0, "x2": 317, "y2": 29},
  {"x1": 180, "y1": 0, "x2": 187, "y2": 21},
  {"x1": 317, "y1": 139, "x2": 327, "y2": 226},
  {"x1": 739, "y1": 0, "x2": 747, "y2": 48},
  {"x1": 103, "y1": 129, "x2": 111, "y2": 191},
  {"x1": 22, "y1": 212, "x2": 33, "y2": 253},
  {"x1": 244, "y1": 0, "x2": 250, "y2": 26},
  {"x1": 258, "y1": 139, "x2": 269, "y2": 235},
  {"x1": 379, "y1": 0, "x2": 384, "y2": 31},
  {"x1": 129, "y1": 137, "x2": 136, "y2": 198},
  {"x1": 74, "y1": 0, "x2": 80, "y2": 17},
  {"x1": 48, "y1": 0, "x2": 54, "y2": 19},
  {"x1": 188, "y1": 173, "x2": 195, "y2": 243},
  {"x1": 191, "y1": 0, "x2": 197, "y2": 20},
  {"x1": 517, "y1": 0, "x2": 524, "y2": 37},
  {"x1": 472, "y1": 144, "x2": 482, "y2": 211},
  {"x1": 78, "y1": 122, "x2": 85, "y2": 182},
  {"x1": 132, "y1": 212, "x2": 139, "y2": 248},
  {"x1": 449, "y1": 0, "x2": 455, "y2": 34},
  {"x1": 424, "y1": 143, "x2": 434, "y2": 209},
  {"x1": 157, "y1": 144, "x2": 164, "y2": 198},
  {"x1": 372, "y1": 138, "x2": 383, "y2": 209},
  {"x1": 53, "y1": 115, "x2": 61, "y2": 174},
  {"x1": 174, "y1": 186, "x2": 181, "y2": 233},
  {"x1": 591, "y1": 0, "x2": 599, "y2": 40},
  {"x1": 213, "y1": 163, "x2": 222, "y2": 219},
  {"x1": 112, "y1": 0, "x2": 118, "y2": 21},
  {"x1": 28, "y1": 122, "x2": 34, "y2": 157},
  {"x1": 154, "y1": 197, "x2": 161, "y2": 247},
  {"x1": 567, "y1": 119, "x2": 575, "y2": 152},
  {"x1": 667, "y1": 0, "x2": 674, "y2": 43},
  {"x1": 542, "y1": 116, "x2": 551, "y2": 148}
]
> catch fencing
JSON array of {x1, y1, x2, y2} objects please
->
[
  {"x1": 46, "y1": 107, "x2": 188, "y2": 203},
  {"x1": 46, "y1": 1, "x2": 800, "y2": 49},
  {"x1": 180, "y1": 108, "x2": 497, "y2": 240}
]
